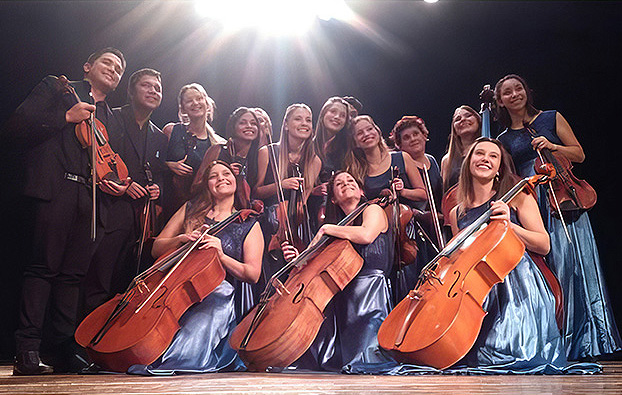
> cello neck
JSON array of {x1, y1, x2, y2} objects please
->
[
  {"x1": 427, "y1": 173, "x2": 549, "y2": 270},
  {"x1": 479, "y1": 84, "x2": 494, "y2": 138},
  {"x1": 269, "y1": 194, "x2": 389, "y2": 280}
]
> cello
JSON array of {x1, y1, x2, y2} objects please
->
[
  {"x1": 75, "y1": 208, "x2": 259, "y2": 372},
  {"x1": 377, "y1": 167, "x2": 555, "y2": 369},
  {"x1": 229, "y1": 194, "x2": 391, "y2": 371}
]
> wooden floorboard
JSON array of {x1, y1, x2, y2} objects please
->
[{"x1": 1, "y1": 362, "x2": 622, "y2": 394}]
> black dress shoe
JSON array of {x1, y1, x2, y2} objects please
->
[{"x1": 13, "y1": 351, "x2": 54, "y2": 375}]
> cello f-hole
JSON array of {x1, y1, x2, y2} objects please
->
[
  {"x1": 292, "y1": 284, "x2": 305, "y2": 304},
  {"x1": 447, "y1": 270, "x2": 461, "y2": 298}
]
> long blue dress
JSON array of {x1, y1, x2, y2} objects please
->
[
  {"x1": 498, "y1": 110, "x2": 621, "y2": 360},
  {"x1": 347, "y1": 201, "x2": 600, "y2": 375},
  {"x1": 456, "y1": 202, "x2": 566, "y2": 370},
  {"x1": 127, "y1": 214, "x2": 257, "y2": 375},
  {"x1": 295, "y1": 218, "x2": 396, "y2": 371}
]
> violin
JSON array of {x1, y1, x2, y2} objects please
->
[
  {"x1": 526, "y1": 124, "x2": 597, "y2": 216},
  {"x1": 75, "y1": 208, "x2": 259, "y2": 372},
  {"x1": 265, "y1": 141, "x2": 309, "y2": 254},
  {"x1": 57, "y1": 75, "x2": 129, "y2": 240},
  {"x1": 377, "y1": 168, "x2": 555, "y2": 369},
  {"x1": 288, "y1": 162, "x2": 313, "y2": 247},
  {"x1": 134, "y1": 162, "x2": 159, "y2": 274},
  {"x1": 388, "y1": 166, "x2": 417, "y2": 267},
  {"x1": 230, "y1": 195, "x2": 390, "y2": 371},
  {"x1": 58, "y1": 76, "x2": 129, "y2": 185},
  {"x1": 315, "y1": 169, "x2": 333, "y2": 227}
]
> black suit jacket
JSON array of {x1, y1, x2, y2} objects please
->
[
  {"x1": 101, "y1": 104, "x2": 169, "y2": 233},
  {"x1": 2, "y1": 76, "x2": 121, "y2": 230}
]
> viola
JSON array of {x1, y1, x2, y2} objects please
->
[
  {"x1": 58, "y1": 76, "x2": 129, "y2": 185},
  {"x1": 265, "y1": 141, "x2": 309, "y2": 254},
  {"x1": 75, "y1": 208, "x2": 259, "y2": 372},
  {"x1": 526, "y1": 124, "x2": 597, "y2": 216},
  {"x1": 230, "y1": 195, "x2": 390, "y2": 371},
  {"x1": 387, "y1": 166, "x2": 417, "y2": 267},
  {"x1": 377, "y1": 169, "x2": 555, "y2": 369},
  {"x1": 134, "y1": 162, "x2": 160, "y2": 274}
]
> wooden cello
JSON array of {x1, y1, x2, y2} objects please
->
[
  {"x1": 377, "y1": 168, "x2": 555, "y2": 369},
  {"x1": 229, "y1": 194, "x2": 390, "y2": 371},
  {"x1": 75, "y1": 208, "x2": 258, "y2": 372}
]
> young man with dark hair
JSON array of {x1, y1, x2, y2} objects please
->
[
  {"x1": 5, "y1": 47, "x2": 128, "y2": 375},
  {"x1": 81, "y1": 68, "x2": 168, "y2": 322}
]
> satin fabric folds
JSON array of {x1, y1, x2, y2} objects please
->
[
  {"x1": 498, "y1": 110, "x2": 621, "y2": 360},
  {"x1": 347, "y1": 201, "x2": 601, "y2": 375},
  {"x1": 127, "y1": 214, "x2": 256, "y2": 375},
  {"x1": 295, "y1": 230, "x2": 396, "y2": 371},
  {"x1": 127, "y1": 281, "x2": 244, "y2": 375}
]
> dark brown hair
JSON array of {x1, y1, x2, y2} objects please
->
[
  {"x1": 184, "y1": 160, "x2": 242, "y2": 232},
  {"x1": 456, "y1": 137, "x2": 518, "y2": 212},
  {"x1": 493, "y1": 74, "x2": 539, "y2": 128}
]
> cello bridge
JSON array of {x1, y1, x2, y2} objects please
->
[
  {"x1": 136, "y1": 280, "x2": 150, "y2": 294},
  {"x1": 271, "y1": 278, "x2": 290, "y2": 296}
]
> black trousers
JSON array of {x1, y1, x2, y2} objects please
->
[
  {"x1": 81, "y1": 225, "x2": 135, "y2": 319},
  {"x1": 15, "y1": 182, "x2": 97, "y2": 353}
]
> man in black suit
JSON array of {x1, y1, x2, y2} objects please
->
[
  {"x1": 5, "y1": 48, "x2": 128, "y2": 375},
  {"x1": 82, "y1": 68, "x2": 168, "y2": 320}
]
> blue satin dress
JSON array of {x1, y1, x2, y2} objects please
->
[
  {"x1": 295, "y1": 223, "x2": 396, "y2": 371},
  {"x1": 455, "y1": 202, "x2": 566, "y2": 370},
  {"x1": 498, "y1": 110, "x2": 621, "y2": 360},
  {"x1": 127, "y1": 215, "x2": 258, "y2": 375},
  {"x1": 347, "y1": 201, "x2": 600, "y2": 374}
]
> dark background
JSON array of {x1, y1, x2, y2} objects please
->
[{"x1": 0, "y1": 1, "x2": 620, "y2": 361}]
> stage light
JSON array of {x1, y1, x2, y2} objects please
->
[
  {"x1": 194, "y1": 0, "x2": 354, "y2": 36},
  {"x1": 424, "y1": 0, "x2": 439, "y2": 3}
]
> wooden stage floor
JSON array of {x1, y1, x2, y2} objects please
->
[{"x1": 1, "y1": 361, "x2": 622, "y2": 394}]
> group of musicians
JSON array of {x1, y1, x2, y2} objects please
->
[{"x1": 4, "y1": 47, "x2": 620, "y2": 376}]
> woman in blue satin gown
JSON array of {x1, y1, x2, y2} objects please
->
[
  {"x1": 289, "y1": 171, "x2": 396, "y2": 371},
  {"x1": 448, "y1": 138, "x2": 567, "y2": 371},
  {"x1": 391, "y1": 115, "x2": 444, "y2": 300},
  {"x1": 344, "y1": 115, "x2": 426, "y2": 206},
  {"x1": 128, "y1": 160, "x2": 264, "y2": 375},
  {"x1": 495, "y1": 74, "x2": 621, "y2": 360},
  {"x1": 344, "y1": 115, "x2": 427, "y2": 306}
]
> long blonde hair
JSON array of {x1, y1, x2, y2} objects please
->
[
  {"x1": 343, "y1": 115, "x2": 389, "y2": 185},
  {"x1": 277, "y1": 103, "x2": 317, "y2": 194}
]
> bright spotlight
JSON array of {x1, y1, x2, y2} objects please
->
[{"x1": 194, "y1": 0, "x2": 354, "y2": 36}]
